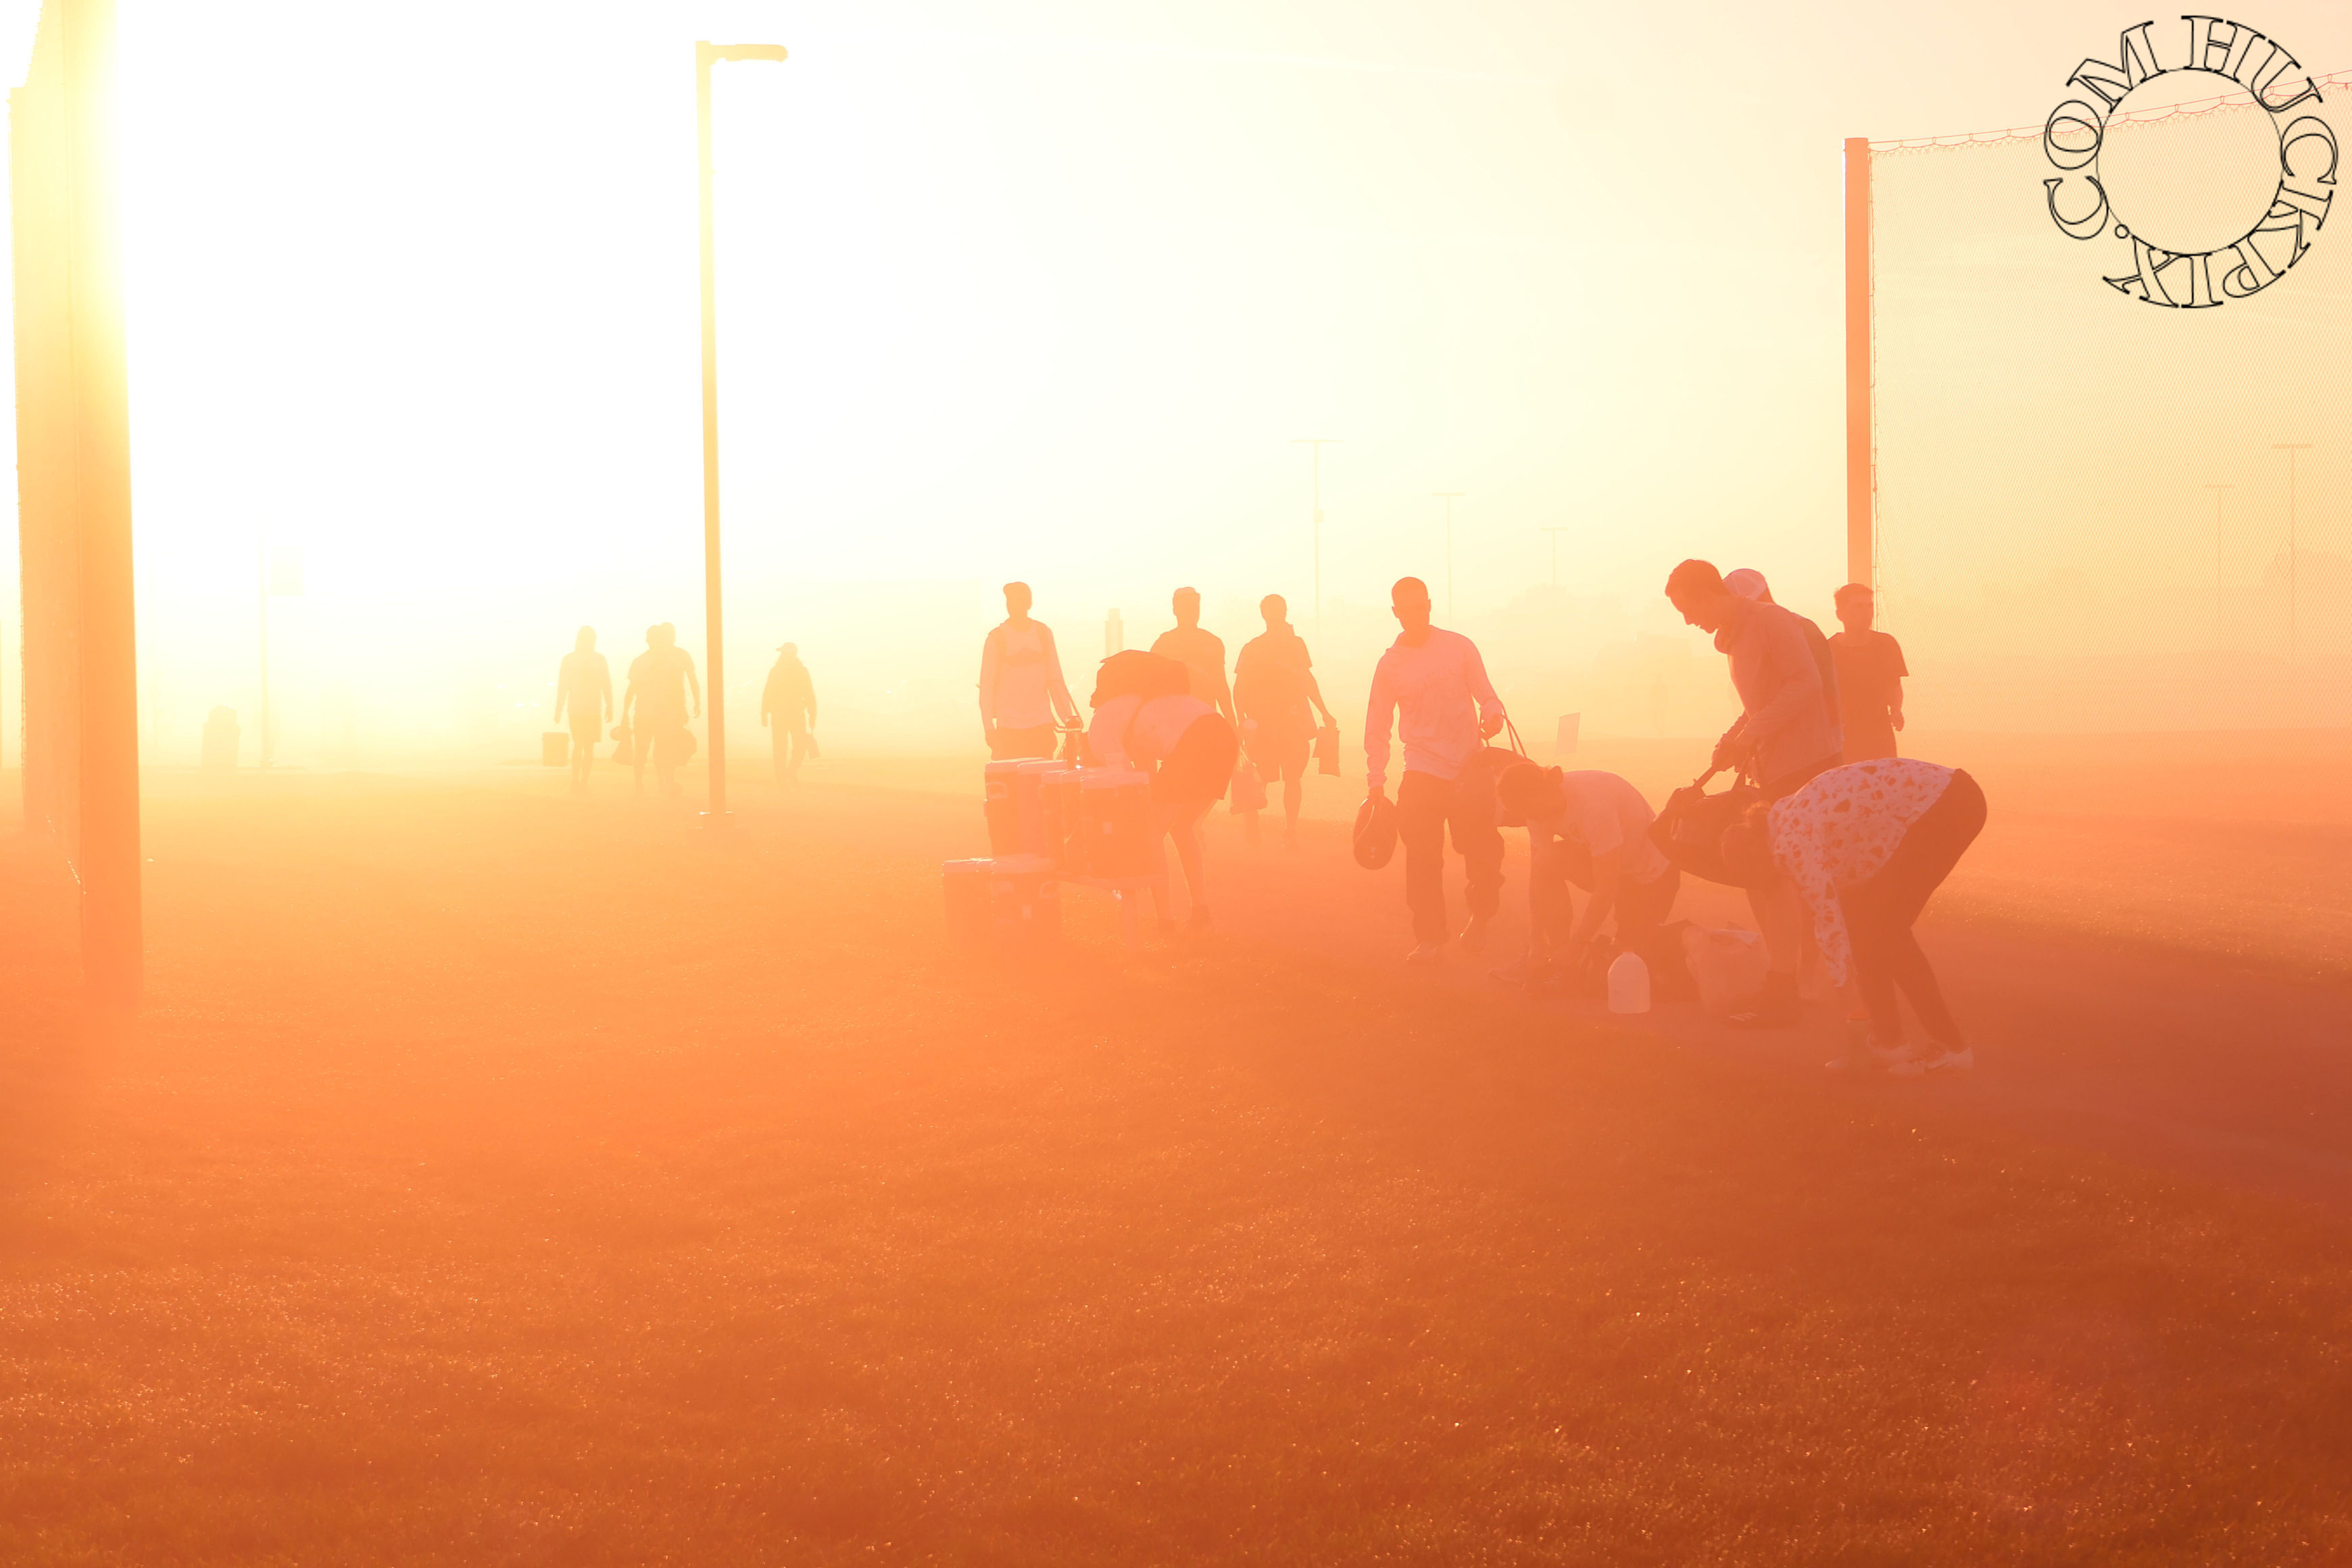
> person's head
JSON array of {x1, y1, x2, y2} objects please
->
[
  {"x1": 1834, "y1": 583, "x2": 1876, "y2": 633},
  {"x1": 1260, "y1": 593, "x2": 1289, "y2": 631},
  {"x1": 778, "y1": 641, "x2": 798, "y2": 660},
  {"x1": 1665, "y1": 559, "x2": 1738, "y2": 633},
  {"x1": 652, "y1": 623, "x2": 676, "y2": 650},
  {"x1": 1391, "y1": 576, "x2": 1432, "y2": 634},
  {"x1": 574, "y1": 626, "x2": 596, "y2": 654},
  {"x1": 1003, "y1": 581, "x2": 1033, "y2": 619},
  {"x1": 1717, "y1": 802, "x2": 1775, "y2": 887},
  {"x1": 1172, "y1": 586, "x2": 1200, "y2": 628},
  {"x1": 1723, "y1": 568, "x2": 1773, "y2": 605},
  {"x1": 645, "y1": 623, "x2": 663, "y2": 648},
  {"x1": 1496, "y1": 761, "x2": 1565, "y2": 823},
  {"x1": 1091, "y1": 649, "x2": 1189, "y2": 708}
]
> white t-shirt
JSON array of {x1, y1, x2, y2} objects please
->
[
  {"x1": 1363, "y1": 628, "x2": 1504, "y2": 791},
  {"x1": 1088, "y1": 693, "x2": 1214, "y2": 770},
  {"x1": 979, "y1": 619, "x2": 1075, "y2": 730},
  {"x1": 1534, "y1": 770, "x2": 1671, "y2": 885}
]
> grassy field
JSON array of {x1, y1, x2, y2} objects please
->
[{"x1": 3, "y1": 768, "x2": 2351, "y2": 1565}]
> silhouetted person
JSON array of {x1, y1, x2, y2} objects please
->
[
  {"x1": 1087, "y1": 650, "x2": 1240, "y2": 929},
  {"x1": 552, "y1": 627, "x2": 614, "y2": 795},
  {"x1": 1727, "y1": 568, "x2": 1840, "y2": 758},
  {"x1": 623, "y1": 622, "x2": 702, "y2": 799},
  {"x1": 1721, "y1": 758, "x2": 1986, "y2": 1075},
  {"x1": 762, "y1": 642, "x2": 816, "y2": 785},
  {"x1": 1494, "y1": 763, "x2": 1681, "y2": 991},
  {"x1": 1148, "y1": 587, "x2": 1236, "y2": 722},
  {"x1": 1666, "y1": 558, "x2": 1839, "y2": 1025},
  {"x1": 1365, "y1": 576, "x2": 1506, "y2": 962},
  {"x1": 1233, "y1": 593, "x2": 1336, "y2": 848},
  {"x1": 1830, "y1": 584, "x2": 1907, "y2": 762},
  {"x1": 979, "y1": 581, "x2": 1077, "y2": 760}
]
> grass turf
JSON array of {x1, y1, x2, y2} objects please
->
[{"x1": 3, "y1": 772, "x2": 2350, "y2": 1565}]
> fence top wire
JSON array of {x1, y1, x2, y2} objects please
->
[{"x1": 1867, "y1": 68, "x2": 2351, "y2": 153}]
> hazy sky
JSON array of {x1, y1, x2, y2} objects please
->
[{"x1": 4, "y1": 1, "x2": 2347, "y2": 758}]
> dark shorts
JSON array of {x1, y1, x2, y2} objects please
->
[
  {"x1": 1157, "y1": 715, "x2": 1241, "y2": 812},
  {"x1": 1246, "y1": 725, "x2": 1310, "y2": 785}
]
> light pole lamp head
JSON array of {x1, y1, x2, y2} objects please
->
[{"x1": 700, "y1": 42, "x2": 789, "y2": 64}]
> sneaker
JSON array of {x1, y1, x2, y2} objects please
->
[
  {"x1": 1867, "y1": 1035, "x2": 1921, "y2": 1067},
  {"x1": 1460, "y1": 914, "x2": 1494, "y2": 953},
  {"x1": 1921, "y1": 1046, "x2": 1975, "y2": 1074},
  {"x1": 1405, "y1": 941, "x2": 1446, "y2": 964}
]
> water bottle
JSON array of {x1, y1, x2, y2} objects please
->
[{"x1": 1607, "y1": 950, "x2": 1651, "y2": 1014}]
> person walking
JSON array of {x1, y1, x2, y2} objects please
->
[
  {"x1": 978, "y1": 582, "x2": 1078, "y2": 760},
  {"x1": 760, "y1": 643, "x2": 817, "y2": 785},
  {"x1": 1148, "y1": 587, "x2": 1235, "y2": 722},
  {"x1": 1365, "y1": 576, "x2": 1506, "y2": 962},
  {"x1": 1086, "y1": 650, "x2": 1240, "y2": 930},
  {"x1": 1233, "y1": 594, "x2": 1336, "y2": 848},
  {"x1": 1829, "y1": 583, "x2": 1908, "y2": 762},
  {"x1": 551, "y1": 627, "x2": 612, "y2": 795},
  {"x1": 622, "y1": 622, "x2": 701, "y2": 799},
  {"x1": 1666, "y1": 558, "x2": 1841, "y2": 1024},
  {"x1": 1494, "y1": 762, "x2": 1682, "y2": 990},
  {"x1": 1719, "y1": 758, "x2": 1986, "y2": 1076}
]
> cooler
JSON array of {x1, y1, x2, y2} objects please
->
[{"x1": 1015, "y1": 760, "x2": 1060, "y2": 856}]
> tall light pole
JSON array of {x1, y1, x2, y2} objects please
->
[
  {"x1": 1292, "y1": 439, "x2": 1340, "y2": 637},
  {"x1": 1540, "y1": 526, "x2": 1570, "y2": 589},
  {"x1": 2272, "y1": 444, "x2": 2311, "y2": 658},
  {"x1": 1432, "y1": 492, "x2": 1464, "y2": 621},
  {"x1": 2202, "y1": 483, "x2": 2232, "y2": 650},
  {"x1": 697, "y1": 40, "x2": 787, "y2": 826}
]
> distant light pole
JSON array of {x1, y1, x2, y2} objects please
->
[
  {"x1": 2202, "y1": 483, "x2": 2232, "y2": 650},
  {"x1": 2274, "y1": 443, "x2": 2311, "y2": 658},
  {"x1": 697, "y1": 39, "x2": 787, "y2": 827},
  {"x1": 1293, "y1": 438, "x2": 1341, "y2": 637},
  {"x1": 1432, "y1": 492, "x2": 1465, "y2": 621},
  {"x1": 1540, "y1": 526, "x2": 1570, "y2": 589}
]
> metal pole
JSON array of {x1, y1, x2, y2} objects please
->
[
  {"x1": 1292, "y1": 438, "x2": 1339, "y2": 637},
  {"x1": 258, "y1": 531, "x2": 270, "y2": 767},
  {"x1": 695, "y1": 41, "x2": 786, "y2": 825},
  {"x1": 1540, "y1": 526, "x2": 1569, "y2": 588},
  {"x1": 1432, "y1": 492, "x2": 1464, "y2": 622},
  {"x1": 1845, "y1": 136, "x2": 1874, "y2": 589},
  {"x1": 2274, "y1": 443, "x2": 2311, "y2": 658}
]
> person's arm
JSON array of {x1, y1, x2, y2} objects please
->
[
  {"x1": 1043, "y1": 627, "x2": 1078, "y2": 727},
  {"x1": 1566, "y1": 846, "x2": 1625, "y2": 948},
  {"x1": 1304, "y1": 668, "x2": 1335, "y2": 729},
  {"x1": 1464, "y1": 639, "x2": 1506, "y2": 739},
  {"x1": 1888, "y1": 637, "x2": 1907, "y2": 731},
  {"x1": 1363, "y1": 660, "x2": 1396, "y2": 797},
  {"x1": 1212, "y1": 644, "x2": 1236, "y2": 727}
]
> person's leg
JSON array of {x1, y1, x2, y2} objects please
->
[
  {"x1": 789, "y1": 726, "x2": 809, "y2": 781},
  {"x1": 1395, "y1": 771, "x2": 1448, "y2": 947},
  {"x1": 1840, "y1": 881, "x2": 1906, "y2": 1048},
  {"x1": 1170, "y1": 805, "x2": 1209, "y2": 921},
  {"x1": 1851, "y1": 773, "x2": 1986, "y2": 1046},
  {"x1": 772, "y1": 727, "x2": 787, "y2": 785},
  {"x1": 1448, "y1": 773, "x2": 1504, "y2": 942},
  {"x1": 1282, "y1": 770, "x2": 1304, "y2": 842}
]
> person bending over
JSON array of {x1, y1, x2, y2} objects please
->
[
  {"x1": 1665, "y1": 558, "x2": 1840, "y2": 1022},
  {"x1": 1087, "y1": 650, "x2": 1240, "y2": 930},
  {"x1": 1494, "y1": 763, "x2": 1682, "y2": 991},
  {"x1": 1719, "y1": 757, "x2": 1985, "y2": 1076},
  {"x1": 1365, "y1": 576, "x2": 1506, "y2": 963},
  {"x1": 1233, "y1": 594, "x2": 1336, "y2": 847}
]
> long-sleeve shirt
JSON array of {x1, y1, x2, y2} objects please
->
[
  {"x1": 979, "y1": 619, "x2": 1077, "y2": 731},
  {"x1": 1363, "y1": 629, "x2": 1502, "y2": 793},
  {"x1": 1766, "y1": 758, "x2": 1957, "y2": 986},
  {"x1": 1715, "y1": 597, "x2": 1838, "y2": 786}
]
